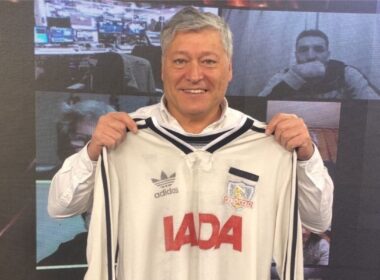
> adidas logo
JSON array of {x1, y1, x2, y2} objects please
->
[
  {"x1": 151, "y1": 171, "x2": 178, "y2": 199},
  {"x1": 151, "y1": 171, "x2": 176, "y2": 188}
]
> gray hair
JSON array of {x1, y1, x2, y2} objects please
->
[{"x1": 160, "y1": 6, "x2": 233, "y2": 59}]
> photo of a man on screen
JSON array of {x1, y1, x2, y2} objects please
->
[{"x1": 258, "y1": 29, "x2": 380, "y2": 100}]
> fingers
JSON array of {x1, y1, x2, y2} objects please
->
[
  {"x1": 87, "y1": 112, "x2": 138, "y2": 161},
  {"x1": 270, "y1": 114, "x2": 305, "y2": 150},
  {"x1": 265, "y1": 113, "x2": 298, "y2": 136},
  {"x1": 292, "y1": 61, "x2": 326, "y2": 79},
  {"x1": 266, "y1": 113, "x2": 314, "y2": 160},
  {"x1": 104, "y1": 112, "x2": 137, "y2": 133}
]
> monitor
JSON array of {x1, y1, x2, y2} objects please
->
[
  {"x1": 75, "y1": 30, "x2": 99, "y2": 43},
  {"x1": 47, "y1": 17, "x2": 71, "y2": 28},
  {"x1": 34, "y1": 26, "x2": 49, "y2": 44},
  {"x1": 124, "y1": 21, "x2": 147, "y2": 36},
  {"x1": 70, "y1": 14, "x2": 96, "y2": 30},
  {"x1": 49, "y1": 27, "x2": 75, "y2": 44},
  {"x1": 98, "y1": 21, "x2": 123, "y2": 34}
]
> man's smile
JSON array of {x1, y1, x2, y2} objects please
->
[{"x1": 181, "y1": 88, "x2": 208, "y2": 94}]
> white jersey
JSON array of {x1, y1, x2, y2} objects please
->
[{"x1": 85, "y1": 115, "x2": 304, "y2": 280}]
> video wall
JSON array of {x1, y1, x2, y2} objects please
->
[{"x1": 1, "y1": 0, "x2": 380, "y2": 279}]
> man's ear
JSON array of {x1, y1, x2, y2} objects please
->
[
  {"x1": 228, "y1": 60, "x2": 233, "y2": 82},
  {"x1": 161, "y1": 57, "x2": 165, "y2": 81}
]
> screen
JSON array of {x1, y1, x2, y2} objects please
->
[
  {"x1": 34, "y1": 26, "x2": 48, "y2": 44},
  {"x1": 47, "y1": 17, "x2": 71, "y2": 28},
  {"x1": 70, "y1": 14, "x2": 96, "y2": 30},
  {"x1": 98, "y1": 21, "x2": 123, "y2": 34},
  {"x1": 75, "y1": 30, "x2": 99, "y2": 42},
  {"x1": 224, "y1": 9, "x2": 380, "y2": 98},
  {"x1": 32, "y1": 1, "x2": 380, "y2": 279},
  {"x1": 124, "y1": 21, "x2": 146, "y2": 36},
  {"x1": 49, "y1": 27, "x2": 75, "y2": 43}
]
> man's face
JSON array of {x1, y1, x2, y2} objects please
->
[
  {"x1": 70, "y1": 119, "x2": 95, "y2": 153},
  {"x1": 161, "y1": 28, "x2": 232, "y2": 125},
  {"x1": 296, "y1": 36, "x2": 330, "y2": 64}
]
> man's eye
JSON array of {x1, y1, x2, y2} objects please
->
[
  {"x1": 313, "y1": 46, "x2": 326, "y2": 53},
  {"x1": 297, "y1": 46, "x2": 326, "y2": 53},
  {"x1": 202, "y1": 59, "x2": 217, "y2": 65},
  {"x1": 173, "y1": 59, "x2": 186, "y2": 65},
  {"x1": 297, "y1": 46, "x2": 309, "y2": 53}
]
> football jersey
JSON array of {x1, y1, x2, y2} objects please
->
[{"x1": 85, "y1": 115, "x2": 303, "y2": 280}]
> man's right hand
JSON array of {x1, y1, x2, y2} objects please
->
[
  {"x1": 291, "y1": 60, "x2": 326, "y2": 80},
  {"x1": 87, "y1": 112, "x2": 138, "y2": 161}
]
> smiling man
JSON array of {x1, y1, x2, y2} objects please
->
[
  {"x1": 49, "y1": 7, "x2": 334, "y2": 280},
  {"x1": 161, "y1": 28, "x2": 232, "y2": 133}
]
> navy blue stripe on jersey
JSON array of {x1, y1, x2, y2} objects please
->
[
  {"x1": 145, "y1": 118, "x2": 193, "y2": 154},
  {"x1": 283, "y1": 252, "x2": 288, "y2": 280},
  {"x1": 100, "y1": 152, "x2": 113, "y2": 280},
  {"x1": 290, "y1": 175, "x2": 299, "y2": 279},
  {"x1": 145, "y1": 117, "x2": 262, "y2": 154},
  {"x1": 136, "y1": 123, "x2": 149, "y2": 129},
  {"x1": 283, "y1": 156, "x2": 298, "y2": 280},
  {"x1": 251, "y1": 125, "x2": 266, "y2": 133},
  {"x1": 115, "y1": 244, "x2": 119, "y2": 275},
  {"x1": 206, "y1": 118, "x2": 254, "y2": 153},
  {"x1": 229, "y1": 167, "x2": 259, "y2": 182},
  {"x1": 162, "y1": 128, "x2": 232, "y2": 145},
  {"x1": 124, "y1": 118, "x2": 149, "y2": 131},
  {"x1": 134, "y1": 118, "x2": 148, "y2": 129}
]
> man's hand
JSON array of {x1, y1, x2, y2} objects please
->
[
  {"x1": 291, "y1": 60, "x2": 326, "y2": 81},
  {"x1": 87, "y1": 112, "x2": 138, "y2": 161},
  {"x1": 266, "y1": 113, "x2": 314, "y2": 160}
]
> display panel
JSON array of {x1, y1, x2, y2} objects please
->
[
  {"x1": 49, "y1": 27, "x2": 75, "y2": 44},
  {"x1": 47, "y1": 17, "x2": 71, "y2": 28},
  {"x1": 224, "y1": 9, "x2": 380, "y2": 100},
  {"x1": 75, "y1": 30, "x2": 98, "y2": 43},
  {"x1": 34, "y1": 26, "x2": 48, "y2": 44},
  {"x1": 267, "y1": 100, "x2": 340, "y2": 270},
  {"x1": 98, "y1": 20, "x2": 123, "y2": 34},
  {"x1": 70, "y1": 14, "x2": 96, "y2": 30},
  {"x1": 124, "y1": 20, "x2": 147, "y2": 36},
  {"x1": 30, "y1": 1, "x2": 380, "y2": 280},
  {"x1": 34, "y1": 1, "x2": 218, "y2": 92}
]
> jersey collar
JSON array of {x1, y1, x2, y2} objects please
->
[{"x1": 158, "y1": 96, "x2": 228, "y2": 134}]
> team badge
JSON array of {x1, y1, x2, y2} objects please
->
[
  {"x1": 223, "y1": 181, "x2": 255, "y2": 209},
  {"x1": 151, "y1": 171, "x2": 178, "y2": 198}
]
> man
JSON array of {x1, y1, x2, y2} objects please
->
[
  {"x1": 48, "y1": 7, "x2": 333, "y2": 279},
  {"x1": 302, "y1": 226, "x2": 330, "y2": 266},
  {"x1": 41, "y1": 100, "x2": 114, "y2": 270},
  {"x1": 258, "y1": 29, "x2": 380, "y2": 99},
  {"x1": 56, "y1": 100, "x2": 115, "y2": 160}
]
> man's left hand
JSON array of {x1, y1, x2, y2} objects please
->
[{"x1": 265, "y1": 113, "x2": 314, "y2": 160}]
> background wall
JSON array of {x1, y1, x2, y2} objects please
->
[{"x1": 0, "y1": 1, "x2": 35, "y2": 279}]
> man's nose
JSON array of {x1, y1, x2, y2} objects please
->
[
  {"x1": 306, "y1": 48, "x2": 317, "y2": 61},
  {"x1": 186, "y1": 62, "x2": 203, "y2": 83}
]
